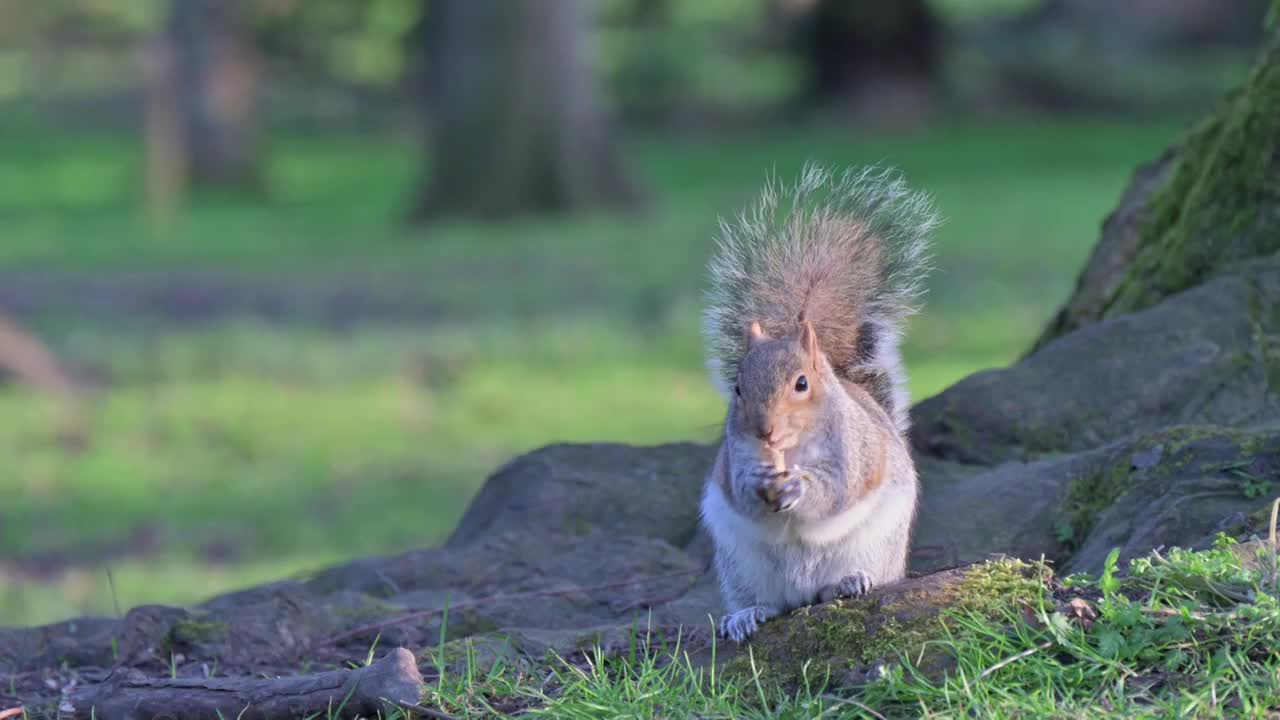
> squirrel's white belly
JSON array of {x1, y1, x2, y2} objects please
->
[
  {"x1": 749, "y1": 537, "x2": 863, "y2": 610},
  {"x1": 701, "y1": 481, "x2": 909, "y2": 611}
]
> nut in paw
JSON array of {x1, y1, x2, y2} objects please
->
[{"x1": 756, "y1": 470, "x2": 805, "y2": 513}]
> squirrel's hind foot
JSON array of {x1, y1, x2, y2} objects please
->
[
  {"x1": 717, "y1": 605, "x2": 780, "y2": 643},
  {"x1": 819, "y1": 571, "x2": 873, "y2": 604}
]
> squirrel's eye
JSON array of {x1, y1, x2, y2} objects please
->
[
  {"x1": 734, "y1": 384, "x2": 741, "y2": 397},
  {"x1": 794, "y1": 375, "x2": 809, "y2": 393}
]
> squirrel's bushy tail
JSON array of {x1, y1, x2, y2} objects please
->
[{"x1": 702, "y1": 164, "x2": 939, "y2": 432}]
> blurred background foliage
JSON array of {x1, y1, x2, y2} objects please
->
[{"x1": 0, "y1": 0, "x2": 1267, "y2": 625}]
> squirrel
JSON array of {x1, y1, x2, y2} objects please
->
[{"x1": 698, "y1": 164, "x2": 939, "y2": 642}]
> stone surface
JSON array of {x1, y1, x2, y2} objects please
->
[
  {"x1": 446, "y1": 441, "x2": 713, "y2": 548},
  {"x1": 913, "y1": 259, "x2": 1280, "y2": 465}
]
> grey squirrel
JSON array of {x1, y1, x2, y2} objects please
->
[{"x1": 699, "y1": 164, "x2": 939, "y2": 642}]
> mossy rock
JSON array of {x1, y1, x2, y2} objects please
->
[
  {"x1": 1106, "y1": 33, "x2": 1280, "y2": 319},
  {"x1": 1062, "y1": 426, "x2": 1280, "y2": 574},
  {"x1": 721, "y1": 558, "x2": 1049, "y2": 690},
  {"x1": 1039, "y1": 17, "x2": 1280, "y2": 342},
  {"x1": 914, "y1": 424, "x2": 1280, "y2": 576},
  {"x1": 913, "y1": 260, "x2": 1280, "y2": 465}
]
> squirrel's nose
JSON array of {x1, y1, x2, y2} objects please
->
[{"x1": 758, "y1": 426, "x2": 776, "y2": 444}]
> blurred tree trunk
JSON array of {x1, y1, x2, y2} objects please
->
[
  {"x1": 1033, "y1": 9, "x2": 1280, "y2": 350},
  {"x1": 803, "y1": 0, "x2": 939, "y2": 122},
  {"x1": 142, "y1": 38, "x2": 186, "y2": 235},
  {"x1": 411, "y1": 0, "x2": 643, "y2": 221},
  {"x1": 164, "y1": 0, "x2": 262, "y2": 191}
]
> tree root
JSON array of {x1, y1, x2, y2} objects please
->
[{"x1": 67, "y1": 647, "x2": 424, "y2": 720}]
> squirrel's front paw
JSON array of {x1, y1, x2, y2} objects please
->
[
  {"x1": 819, "y1": 571, "x2": 873, "y2": 603},
  {"x1": 754, "y1": 467, "x2": 805, "y2": 513},
  {"x1": 717, "y1": 606, "x2": 779, "y2": 643},
  {"x1": 773, "y1": 476, "x2": 804, "y2": 512}
]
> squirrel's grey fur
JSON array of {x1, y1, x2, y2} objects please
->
[
  {"x1": 702, "y1": 164, "x2": 937, "y2": 433},
  {"x1": 699, "y1": 164, "x2": 938, "y2": 642}
]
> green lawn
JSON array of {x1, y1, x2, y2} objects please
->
[{"x1": 0, "y1": 118, "x2": 1184, "y2": 626}]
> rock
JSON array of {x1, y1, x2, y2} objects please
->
[
  {"x1": 720, "y1": 558, "x2": 1050, "y2": 689},
  {"x1": 905, "y1": 259, "x2": 1280, "y2": 578},
  {"x1": 1061, "y1": 427, "x2": 1280, "y2": 573},
  {"x1": 912, "y1": 259, "x2": 1280, "y2": 465},
  {"x1": 446, "y1": 442, "x2": 714, "y2": 548},
  {"x1": 911, "y1": 453, "x2": 1081, "y2": 572},
  {"x1": 916, "y1": 425, "x2": 1280, "y2": 575},
  {"x1": 0, "y1": 616, "x2": 117, "y2": 675}
]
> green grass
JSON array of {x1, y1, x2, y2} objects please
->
[
  {"x1": 0, "y1": 118, "x2": 1184, "y2": 626},
  {"x1": 421, "y1": 538, "x2": 1280, "y2": 718}
]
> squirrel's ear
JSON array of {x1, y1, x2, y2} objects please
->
[
  {"x1": 800, "y1": 320, "x2": 819, "y2": 359},
  {"x1": 747, "y1": 321, "x2": 769, "y2": 346}
]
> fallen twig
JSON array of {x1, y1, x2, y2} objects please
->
[{"x1": 67, "y1": 647, "x2": 422, "y2": 720}]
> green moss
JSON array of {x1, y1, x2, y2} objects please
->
[
  {"x1": 167, "y1": 613, "x2": 230, "y2": 648},
  {"x1": 1105, "y1": 27, "x2": 1280, "y2": 317},
  {"x1": 1240, "y1": 430, "x2": 1279, "y2": 458},
  {"x1": 1156, "y1": 425, "x2": 1251, "y2": 457},
  {"x1": 722, "y1": 558, "x2": 1048, "y2": 689},
  {"x1": 1060, "y1": 457, "x2": 1137, "y2": 549}
]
